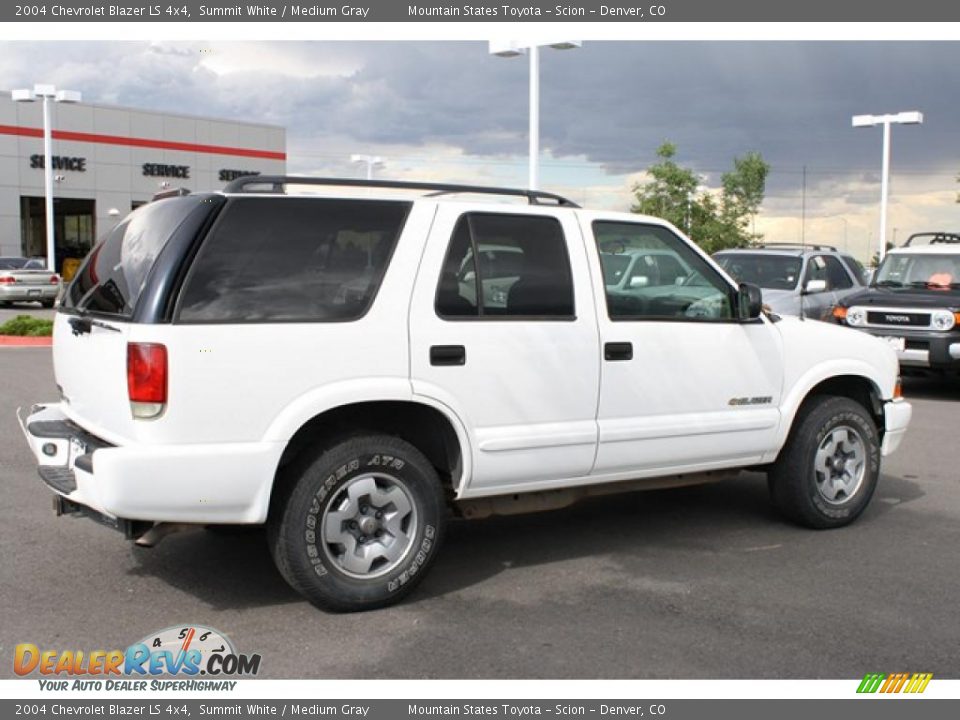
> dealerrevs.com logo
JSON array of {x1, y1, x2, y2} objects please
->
[{"x1": 14, "y1": 625, "x2": 261, "y2": 691}]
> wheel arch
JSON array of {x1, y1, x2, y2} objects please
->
[
  {"x1": 772, "y1": 369, "x2": 887, "y2": 463},
  {"x1": 268, "y1": 399, "x2": 470, "y2": 520}
]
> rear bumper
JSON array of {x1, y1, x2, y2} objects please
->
[
  {"x1": 18, "y1": 403, "x2": 284, "y2": 525},
  {"x1": 881, "y1": 398, "x2": 912, "y2": 457},
  {"x1": 0, "y1": 284, "x2": 58, "y2": 302}
]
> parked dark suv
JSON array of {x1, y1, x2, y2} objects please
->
[{"x1": 833, "y1": 233, "x2": 960, "y2": 374}]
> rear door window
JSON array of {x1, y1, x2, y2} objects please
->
[
  {"x1": 64, "y1": 196, "x2": 215, "y2": 318},
  {"x1": 435, "y1": 212, "x2": 574, "y2": 319},
  {"x1": 176, "y1": 197, "x2": 410, "y2": 323}
]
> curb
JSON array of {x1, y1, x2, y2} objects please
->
[{"x1": 0, "y1": 336, "x2": 53, "y2": 347}]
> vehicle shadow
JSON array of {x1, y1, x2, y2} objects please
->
[
  {"x1": 901, "y1": 374, "x2": 960, "y2": 402},
  {"x1": 125, "y1": 470, "x2": 924, "y2": 611},
  {"x1": 126, "y1": 526, "x2": 301, "y2": 609}
]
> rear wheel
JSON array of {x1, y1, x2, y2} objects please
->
[
  {"x1": 268, "y1": 435, "x2": 446, "y2": 612},
  {"x1": 40, "y1": 300, "x2": 55, "y2": 308},
  {"x1": 768, "y1": 395, "x2": 880, "y2": 529}
]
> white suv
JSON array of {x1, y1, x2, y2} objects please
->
[{"x1": 19, "y1": 177, "x2": 912, "y2": 612}]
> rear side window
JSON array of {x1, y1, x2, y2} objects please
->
[
  {"x1": 435, "y1": 213, "x2": 574, "y2": 319},
  {"x1": 177, "y1": 197, "x2": 409, "y2": 323},
  {"x1": 64, "y1": 196, "x2": 214, "y2": 318}
]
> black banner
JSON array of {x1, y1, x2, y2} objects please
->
[
  {"x1": 5, "y1": 0, "x2": 960, "y2": 23},
  {"x1": 2, "y1": 700, "x2": 959, "y2": 720}
]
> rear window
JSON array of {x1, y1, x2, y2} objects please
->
[
  {"x1": 64, "y1": 196, "x2": 214, "y2": 317},
  {"x1": 176, "y1": 197, "x2": 410, "y2": 323}
]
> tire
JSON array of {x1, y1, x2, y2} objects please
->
[
  {"x1": 267, "y1": 435, "x2": 446, "y2": 612},
  {"x1": 40, "y1": 300, "x2": 55, "y2": 308},
  {"x1": 768, "y1": 395, "x2": 880, "y2": 529}
]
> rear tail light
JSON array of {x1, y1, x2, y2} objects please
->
[
  {"x1": 127, "y1": 343, "x2": 167, "y2": 419},
  {"x1": 49, "y1": 275, "x2": 59, "y2": 284},
  {"x1": 0, "y1": 277, "x2": 14, "y2": 284}
]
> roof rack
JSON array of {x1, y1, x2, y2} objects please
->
[
  {"x1": 151, "y1": 187, "x2": 191, "y2": 202},
  {"x1": 903, "y1": 232, "x2": 960, "y2": 246},
  {"x1": 753, "y1": 242, "x2": 839, "y2": 252},
  {"x1": 221, "y1": 175, "x2": 580, "y2": 207}
]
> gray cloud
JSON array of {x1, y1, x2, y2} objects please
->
[{"x1": 2, "y1": 40, "x2": 958, "y2": 201}]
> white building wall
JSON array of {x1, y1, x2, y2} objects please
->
[{"x1": 0, "y1": 92, "x2": 286, "y2": 258}]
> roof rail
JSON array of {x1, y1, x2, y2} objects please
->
[
  {"x1": 903, "y1": 232, "x2": 960, "y2": 246},
  {"x1": 151, "y1": 187, "x2": 191, "y2": 202},
  {"x1": 755, "y1": 242, "x2": 839, "y2": 252},
  {"x1": 221, "y1": 175, "x2": 580, "y2": 208}
]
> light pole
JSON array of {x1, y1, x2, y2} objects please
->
[
  {"x1": 351, "y1": 154, "x2": 384, "y2": 180},
  {"x1": 852, "y1": 111, "x2": 923, "y2": 264},
  {"x1": 489, "y1": 41, "x2": 581, "y2": 191},
  {"x1": 12, "y1": 84, "x2": 82, "y2": 272}
]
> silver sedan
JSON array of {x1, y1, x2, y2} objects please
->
[{"x1": 0, "y1": 257, "x2": 60, "y2": 308}]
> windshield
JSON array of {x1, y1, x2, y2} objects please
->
[
  {"x1": 63, "y1": 196, "x2": 217, "y2": 317},
  {"x1": 874, "y1": 253, "x2": 960, "y2": 290},
  {"x1": 715, "y1": 253, "x2": 802, "y2": 290}
]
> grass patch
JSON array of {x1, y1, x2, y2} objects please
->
[{"x1": 0, "y1": 315, "x2": 54, "y2": 336}]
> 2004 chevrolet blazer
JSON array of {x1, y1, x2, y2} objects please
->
[{"x1": 19, "y1": 177, "x2": 912, "y2": 611}]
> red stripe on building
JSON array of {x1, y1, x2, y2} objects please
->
[{"x1": 0, "y1": 123, "x2": 286, "y2": 161}]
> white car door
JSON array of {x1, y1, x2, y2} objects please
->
[
  {"x1": 409, "y1": 204, "x2": 601, "y2": 494},
  {"x1": 585, "y1": 214, "x2": 785, "y2": 477}
]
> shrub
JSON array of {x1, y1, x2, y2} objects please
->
[{"x1": 0, "y1": 315, "x2": 54, "y2": 336}]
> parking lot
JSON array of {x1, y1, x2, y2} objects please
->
[{"x1": 1, "y1": 342, "x2": 958, "y2": 679}]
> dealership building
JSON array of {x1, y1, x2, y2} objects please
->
[{"x1": 1, "y1": 92, "x2": 286, "y2": 271}]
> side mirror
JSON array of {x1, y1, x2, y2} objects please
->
[
  {"x1": 629, "y1": 276, "x2": 649, "y2": 288},
  {"x1": 803, "y1": 279, "x2": 828, "y2": 295},
  {"x1": 738, "y1": 283, "x2": 763, "y2": 320}
]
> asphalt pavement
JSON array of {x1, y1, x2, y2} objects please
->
[{"x1": 1, "y1": 347, "x2": 958, "y2": 679}]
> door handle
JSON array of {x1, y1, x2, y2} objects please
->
[
  {"x1": 430, "y1": 345, "x2": 466, "y2": 366},
  {"x1": 604, "y1": 342, "x2": 633, "y2": 361}
]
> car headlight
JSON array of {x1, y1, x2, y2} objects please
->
[
  {"x1": 846, "y1": 307, "x2": 867, "y2": 327},
  {"x1": 931, "y1": 310, "x2": 956, "y2": 331}
]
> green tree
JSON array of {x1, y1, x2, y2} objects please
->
[
  {"x1": 631, "y1": 142, "x2": 770, "y2": 253},
  {"x1": 721, "y1": 151, "x2": 770, "y2": 241},
  {"x1": 630, "y1": 142, "x2": 699, "y2": 231}
]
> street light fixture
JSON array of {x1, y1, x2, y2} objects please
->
[
  {"x1": 489, "y1": 41, "x2": 582, "y2": 191},
  {"x1": 12, "y1": 84, "x2": 82, "y2": 272},
  {"x1": 852, "y1": 110, "x2": 923, "y2": 263},
  {"x1": 351, "y1": 154, "x2": 385, "y2": 180}
]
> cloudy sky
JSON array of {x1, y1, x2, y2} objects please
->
[{"x1": 2, "y1": 41, "x2": 958, "y2": 260}]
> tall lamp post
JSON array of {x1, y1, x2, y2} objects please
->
[
  {"x1": 489, "y1": 41, "x2": 581, "y2": 191},
  {"x1": 12, "y1": 84, "x2": 82, "y2": 273},
  {"x1": 351, "y1": 154, "x2": 384, "y2": 180},
  {"x1": 852, "y1": 111, "x2": 923, "y2": 264}
]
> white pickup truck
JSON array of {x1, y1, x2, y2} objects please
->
[{"x1": 19, "y1": 177, "x2": 911, "y2": 612}]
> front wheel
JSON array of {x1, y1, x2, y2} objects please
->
[
  {"x1": 768, "y1": 395, "x2": 881, "y2": 529},
  {"x1": 268, "y1": 435, "x2": 446, "y2": 612}
]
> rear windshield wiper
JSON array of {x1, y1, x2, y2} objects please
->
[
  {"x1": 68, "y1": 310, "x2": 122, "y2": 336},
  {"x1": 872, "y1": 280, "x2": 903, "y2": 288}
]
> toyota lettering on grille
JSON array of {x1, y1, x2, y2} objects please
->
[{"x1": 884, "y1": 314, "x2": 913, "y2": 324}]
